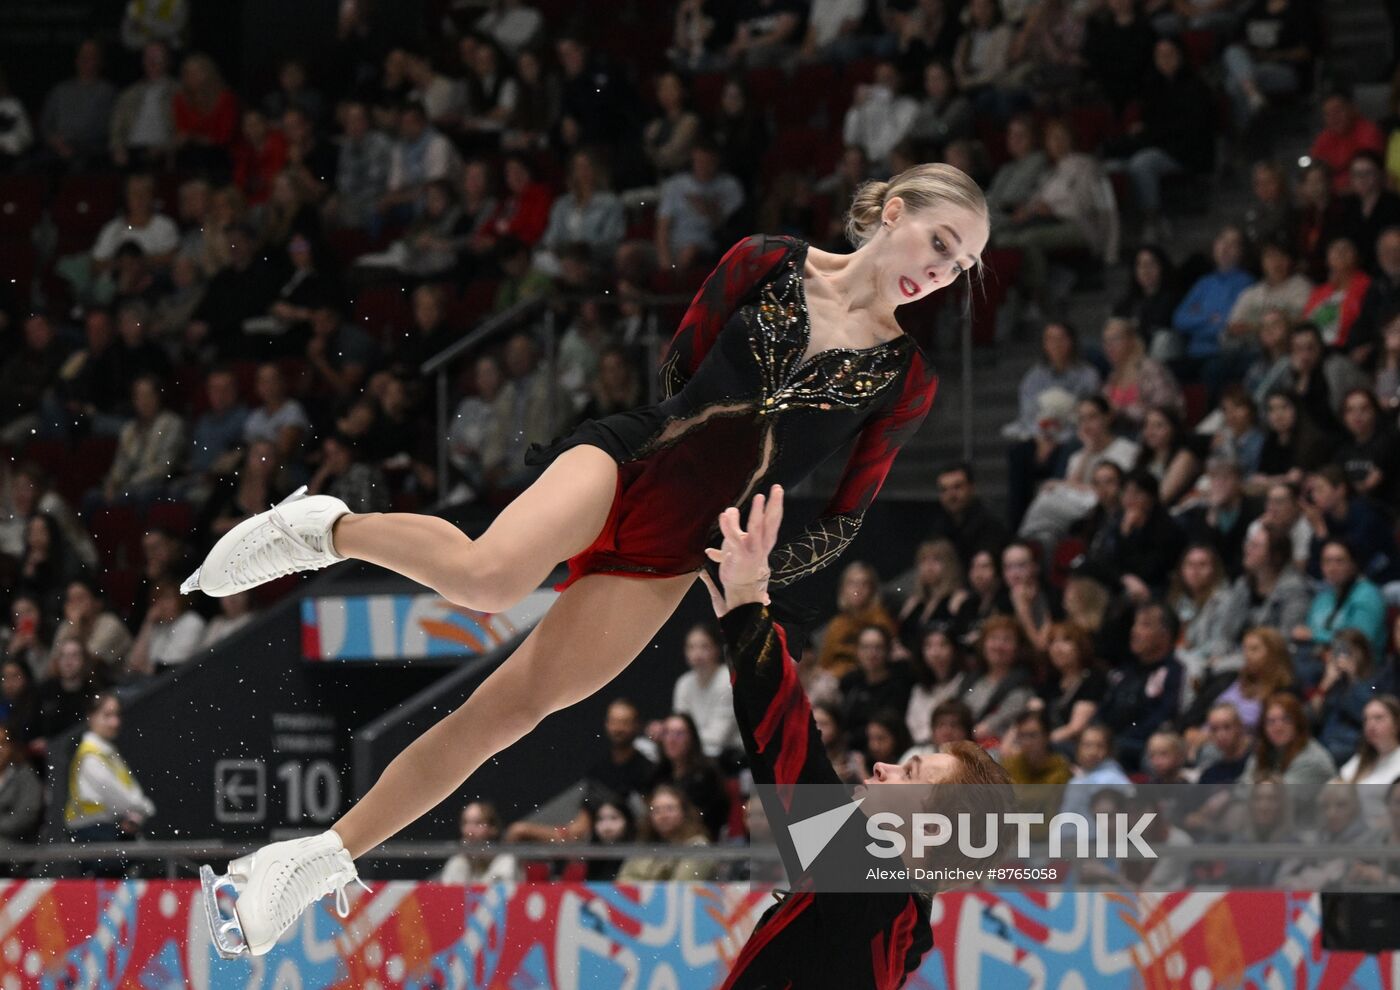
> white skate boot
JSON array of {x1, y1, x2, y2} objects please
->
[
  {"x1": 201, "y1": 830, "x2": 368, "y2": 958},
  {"x1": 181, "y1": 486, "x2": 350, "y2": 598}
]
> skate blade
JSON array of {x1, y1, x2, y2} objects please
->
[
  {"x1": 200, "y1": 864, "x2": 249, "y2": 959},
  {"x1": 180, "y1": 567, "x2": 202, "y2": 595}
]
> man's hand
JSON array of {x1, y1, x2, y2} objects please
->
[{"x1": 698, "y1": 485, "x2": 784, "y2": 617}]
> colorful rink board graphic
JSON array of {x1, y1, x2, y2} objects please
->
[
  {"x1": 299, "y1": 590, "x2": 557, "y2": 662},
  {"x1": 2, "y1": 881, "x2": 1399, "y2": 989}
]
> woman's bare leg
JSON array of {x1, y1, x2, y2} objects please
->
[
  {"x1": 330, "y1": 570, "x2": 696, "y2": 858},
  {"x1": 329, "y1": 445, "x2": 618, "y2": 613}
]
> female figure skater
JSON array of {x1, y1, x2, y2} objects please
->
[{"x1": 194, "y1": 163, "x2": 989, "y2": 958}]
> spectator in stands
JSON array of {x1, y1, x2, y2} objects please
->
[
  {"x1": 263, "y1": 58, "x2": 325, "y2": 126},
  {"x1": 842, "y1": 61, "x2": 919, "y2": 171},
  {"x1": 186, "y1": 224, "x2": 282, "y2": 358},
  {"x1": 0, "y1": 723, "x2": 43, "y2": 845},
  {"x1": 64, "y1": 692, "x2": 155, "y2": 863},
  {"x1": 476, "y1": 0, "x2": 543, "y2": 57},
  {"x1": 1113, "y1": 246, "x2": 1183, "y2": 344},
  {"x1": 893, "y1": 539, "x2": 972, "y2": 657},
  {"x1": 1350, "y1": 228, "x2": 1400, "y2": 364},
  {"x1": 381, "y1": 102, "x2": 461, "y2": 225},
  {"x1": 1336, "y1": 387, "x2": 1400, "y2": 506},
  {"x1": 38, "y1": 38, "x2": 116, "y2": 170},
  {"x1": 655, "y1": 140, "x2": 744, "y2": 273},
  {"x1": 710, "y1": 77, "x2": 769, "y2": 194},
  {"x1": 962, "y1": 615, "x2": 1035, "y2": 743},
  {"x1": 1004, "y1": 0, "x2": 1086, "y2": 106},
  {"x1": 1183, "y1": 703, "x2": 1254, "y2": 817},
  {"x1": 617, "y1": 783, "x2": 718, "y2": 881},
  {"x1": 727, "y1": 0, "x2": 806, "y2": 67},
  {"x1": 440, "y1": 801, "x2": 519, "y2": 883},
  {"x1": 203, "y1": 441, "x2": 285, "y2": 542},
  {"x1": 578, "y1": 347, "x2": 644, "y2": 422},
  {"x1": 4, "y1": 599, "x2": 49, "y2": 685},
  {"x1": 1189, "y1": 626, "x2": 1294, "y2": 741},
  {"x1": 464, "y1": 42, "x2": 523, "y2": 137},
  {"x1": 482, "y1": 331, "x2": 571, "y2": 488},
  {"x1": 583, "y1": 798, "x2": 637, "y2": 881},
  {"x1": 1243, "y1": 309, "x2": 1294, "y2": 403},
  {"x1": 1058, "y1": 722, "x2": 1131, "y2": 820},
  {"x1": 1170, "y1": 543, "x2": 1233, "y2": 687},
  {"x1": 307, "y1": 433, "x2": 390, "y2": 513},
  {"x1": 1221, "y1": 776, "x2": 1303, "y2": 885},
  {"x1": 1098, "y1": 602, "x2": 1184, "y2": 770},
  {"x1": 303, "y1": 303, "x2": 377, "y2": 409},
  {"x1": 840, "y1": 626, "x2": 914, "y2": 752},
  {"x1": 127, "y1": 580, "x2": 205, "y2": 674},
  {"x1": 328, "y1": 101, "x2": 392, "y2": 231},
  {"x1": 131, "y1": 528, "x2": 185, "y2": 630},
  {"x1": 1087, "y1": 469, "x2": 1183, "y2": 597},
  {"x1": 1101, "y1": 316, "x2": 1183, "y2": 428},
  {"x1": 0, "y1": 68, "x2": 33, "y2": 167},
  {"x1": 1170, "y1": 225, "x2": 1255, "y2": 379},
  {"x1": 556, "y1": 35, "x2": 635, "y2": 152},
  {"x1": 1312, "y1": 92, "x2": 1385, "y2": 195},
  {"x1": 0, "y1": 464, "x2": 96, "y2": 570},
  {"x1": 864, "y1": 709, "x2": 915, "y2": 769},
  {"x1": 90, "y1": 375, "x2": 184, "y2": 508},
  {"x1": 643, "y1": 72, "x2": 701, "y2": 179},
  {"x1": 0, "y1": 660, "x2": 38, "y2": 760},
  {"x1": 1083, "y1": 0, "x2": 1155, "y2": 115},
  {"x1": 648, "y1": 713, "x2": 729, "y2": 840},
  {"x1": 800, "y1": 0, "x2": 869, "y2": 63},
  {"x1": 198, "y1": 185, "x2": 249, "y2": 276},
  {"x1": 1222, "y1": 526, "x2": 1311, "y2": 649},
  {"x1": 1224, "y1": 239, "x2": 1312, "y2": 359},
  {"x1": 16, "y1": 513, "x2": 86, "y2": 618},
  {"x1": 50, "y1": 580, "x2": 132, "y2": 673},
  {"x1": 447, "y1": 355, "x2": 504, "y2": 500},
  {"x1": 540, "y1": 149, "x2": 625, "y2": 268},
  {"x1": 672, "y1": 622, "x2": 741, "y2": 760},
  {"x1": 671, "y1": 0, "x2": 737, "y2": 72},
  {"x1": 1240, "y1": 162, "x2": 1298, "y2": 251},
  {"x1": 1134, "y1": 407, "x2": 1200, "y2": 506},
  {"x1": 1019, "y1": 395, "x2": 1139, "y2": 548},
  {"x1": 906, "y1": 61, "x2": 972, "y2": 160},
  {"x1": 1003, "y1": 539, "x2": 1056, "y2": 650},
  {"x1": 179, "y1": 367, "x2": 248, "y2": 502},
  {"x1": 817, "y1": 562, "x2": 897, "y2": 677},
  {"x1": 1250, "y1": 392, "x2": 1329, "y2": 496},
  {"x1": 1296, "y1": 162, "x2": 1340, "y2": 279},
  {"x1": 500, "y1": 48, "x2": 560, "y2": 152},
  {"x1": 476, "y1": 155, "x2": 553, "y2": 251},
  {"x1": 111, "y1": 42, "x2": 176, "y2": 170},
  {"x1": 998, "y1": 117, "x2": 1118, "y2": 320},
  {"x1": 1378, "y1": 315, "x2": 1400, "y2": 411},
  {"x1": 401, "y1": 52, "x2": 463, "y2": 131},
  {"x1": 196, "y1": 591, "x2": 255, "y2": 650},
  {"x1": 953, "y1": 0, "x2": 1015, "y2": 117},
  {"x1": 904, "y1": 626, "x2": 970, "y2": 744},
  {"x1": 1340, "y1": 696, "x2": 1400, "y2": 828},
  {"x1": 243, "y1": 363, "x2": 309, "y2": 464},
  {"x1": 173, "y1": 52, "x2": 238, "y2": 175},
  {"x1": 231, "y1": 108, "x2": 286, "y2": 206},
  {"x1": 1303, "y1": 466, "x2": 1398, "y2": 586},
  {"x1": 925, "y1": 461, "x2": 1010, "y2": 570},
  {"x1": 964, "y1": 546, "x2": 1012, "y2": 632},
  {"x1": 984, "y1": 114, "x2": 1048, "y2": 234},
  {"x1": 1304, "y1": 237, "x2": 1372, "y2": 351},
  {"x1": 1299, "y1": 537, "x2": 1386, "y2": 657},
  {"x1": 0, "y1": 316, "x2": 68, "y2": 443},
  {"x1": 1323, "y1": 153, "x2": 1400, "y2": 275},
  {"x1": 1179, "y1": 458, "x2": 1259, "y2": 569},
  {"x1": 1222, "y1": 0, "x2": 1313, "y2": 127},
  {"x1": 1313, "y1": 628, "x2": 1392, "y2": 766},
  {"x1": 37, "y1": 641, "x2": 108, "y2": 739},
  {"x1": 1039, "y1": 621, "x2": 1105, "y2": 751},
  {"x1": 814, "y1": 703, "x2": 867, "y2": 784},
  {"x1": 354, "y1": 179, "x2": 462, "y2": 279}
]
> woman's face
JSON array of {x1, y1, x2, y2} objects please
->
[
  {"x1": 922, "y1": 632, "x2": 955, "y2": 678},
  {"x1": 1043, "y1": 323, "x2": 1072, "y2": 366},
  {"x1": 661, "y1": 717, "x2": 693, "y2": 762},
  {"x1": 1102, "y1": 324, "x2": 1129, "y2": 366},
  {"x1": 866, "y1": 723, "x2": 898, "y2": 763},
  {"x1": 684, "y1": 628, "x2": 721, "y2": 670},
  {"x1": 1365, "y1": 701, "x2": 1400, "y2": 751},
  {"x1": 1001, "y1": 546, "x2": 1035, "y2": 589},
  {"x1": 932, "y1": 713, "x2": 968, "y2": 745},
  {"x1": 504, "y1": 159, "x2": 529, "y2": 193},
  {"x1": 1214, "y1": 228, "x2": 1244, "y2": 270},
  {"x1": 1134, "y1": 250, "x2": 1163, "y2": 292},
  {"x1": 1320, "y1": 785, "x2": 1358, "y2": 836},
  {"x1": 1261, "y1": 246, "x2": 1292, "y2": 283},
  {"x1": 1253, "y1": 164, "x2": 1284, "y2": 203},
  {"x1": 1006, "y1": 119, "x2": 1032, "y2": 159},
  {"x1": 1250, "y1": 780, "x2": 1284, "y2": 828},
  {"x1": 1344, "y1": 393, "x2": 1377, "y2": 439},
  {"x1": 1181, "y1": 548, "x2": 1214, "y2": 594},
  {"x1": 969, "y1": 552, "x2": 998, "y2": 593},
  {"x1": 89, "y1": 697, "x2": 121, "y2": 741},
  {"x1": 1328, "y1": 240, "x2": 1359, "y2": 280},
  {"x1": 459, "y1": 803, "x2": 499, "y2": 843},
  {"x1": 916, "y1": 549, "x2": 944, "y2": 587},
  {"x1": 571, "y1": 152, "x2": 595, "y2": 189},
  {"x1": 1043, "y1": 124, "x2": 1071, "y2": 162},
  {"x1": 649, "y1": 792, "x2": 684, "y2": 839},
  {"x1": 924, "y1": 63, "x2": 952, "y2": 100},
  {"x1": 594, "y1": 804, "x2": 628, "y2": 843},
  {"x1": 57, "y1": 641, "x2": 85, "y2": 679},
  {"x1": 871, "y1": 201, "x2": 988, "y2": 306},
  {"x1": 839, "y1": 569, "x2": 876, "y2": 611},
  {"x1": 1142, "y1": 410, "x2": 1172, "y2": 452},
  {"x1": 1266, "y1": 396, "x2": 1295, "y2": 435},
  {"x1": 814, "y1": 707, "x2": 839, "y2": 748},
  {"x1": 1242, "y1": 632, "x2": 1268, "y2": 674},
  {"x1": 970, "y1": 0, "x2": 995, "y2": 27},
  {"x1": 983, "y1": 628, "x2": 1017, "y2": 671},
  {"x1": 474, "y1": 358, "x2": 503, "y2": 398},
  {"x1": 1321, "y1": 543, "x2": 1356, "y2": 588},
  {"x1": 1301, "y1": 166, "x2": 1329, "y2": 204},
  {"x1": 856, "y1": 630, "x2": 890, "y2": 675},
  {"x1": 1048, "y1": 633, "x2": 1082, "y2": 674},
  {"x1": 1154, "y1": 39, "x2": 1182, "y2": 77},
  {"x1": 721, "y1": 81, "x2": 745, "y2": 115},
  {"x1": 516, "y1": 50, "x2": 540, "y2": 82},
  {"x1": 1263, "y1": 703, "x2": 1296, "y2": 749},
  {"x1": 1, "y1": 664, "x2": 27, "y2": 701},
  {"x1": 656, "y1": 72, "x2": 683, "y2": 110},
  {"x1": 1077, "y1": 401, "x2": 1108, "y2": 446}
]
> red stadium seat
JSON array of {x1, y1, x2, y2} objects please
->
[
  {"x1": 1181, "y1": 383, "x2": 1208, "y2": 427},
  {"x1": 147, "y1": 500, "x2": 194, "y2": 535},
  {"x1": 353, "y1": 283, "x2": 414, "y2": 344},
  {"x1": 0, "y1": 174, "x2": 47, "y2": 231},
  {"x1": 72, "y1": 435, "x2": 119, "y2": 500},
  {"x1": 101, "y1": 567, "x2": 141, "y2": 620},
  {"x1": 690, "y1": 72, "x2": 727, "y2": 118},
  {"x1": 723, "y1": 777, "x2": 747, "y2": 841},
  {"x1": 50, "y1": 174, "x2": 123, "y2": 252},
  {"x1": 88, "y1": 506, "x2": 143, "y2": 569}
]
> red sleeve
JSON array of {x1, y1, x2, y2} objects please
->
[
  {"x1": 659, "y1": 234, "x2": 794, "y2": 398},
  {"x1": 210, "y1": 92, "x2": 239, "y2": 147},
  {"x1": 511, "y1": 184, "x2": 552, "y2": 245},
  {"x1": 770, "y1": 351, "x2": 938, "y2": 586}
]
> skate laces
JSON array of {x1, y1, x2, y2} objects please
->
[
  {"x1": 227, "y1": 499, "x2": 331, "y2": 588},
  {"x1": 270, "y1": 847, "x2": 369, "y2": 933}
]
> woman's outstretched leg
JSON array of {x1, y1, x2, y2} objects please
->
[
  {"x1": 330, "y1": 570, "x2": 696, "y2": 858},
  {"x1": 332, "y1": 446, "x2": 618, "y2": 613}
]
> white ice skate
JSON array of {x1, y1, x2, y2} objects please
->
[
  {"x1": 201, "y1": 830, "x2": 369, "y2": 958},
  {"x1": 181, "y1": 486, "x2": 350, "y2": 598}
]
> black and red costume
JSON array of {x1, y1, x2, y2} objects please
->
[
  {"x1": 525, "y1": 234, "x2": 939, "y2": 589},
  {"x1": 718, "y1": 602, "x2": 933, "y2": 989}
]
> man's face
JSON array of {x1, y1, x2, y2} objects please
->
[
  {"x1": 1130, "y1": 608, "x2": 1168, "y2": 661},
  {"x1": 1308, "y1": 475, "x2": 1343, "y2": 514},
  {"x1": 855, "y1": 630, "x2": 887, "y2": 675},
  {"x1": 1264, "y1": 485, "x2": 1299, "y2": 527},
  {"x1": 692, "y1": 147, "x2": 719, "y2": 182},
  {"x1": 1001, "y1": 546, "x2": 1035, "y2": 589},
  {"x1": 1017, "y1": 719, "x2": 1048, "y2": 761},
  {"x1": 143, "y1": 43, "x2": 168, "y2": 79},
  {"x1": 1091, "y1": 465, "x2": 1121, "y2": 508},
  {"x1": 207, "y1": 372, "x2": 237, "y2": 411},
  {"x1": 1146, "y1": 738, "x2": 1181, "y2": 780},
  {"x1": 604, "y1": 703, "x2": 638, "y2": 747},
  {"x1": 937, "y1": 470, "x2": 971, "y2": 515},
  {"x1": 861, "y1": 750, "x2": 957, "y2": 790},
  {"x1": 1289, "y1": 331, "x2": 1321, "y2": 372},
  {"x1": 1350, "y1": 156, "x2": 1382, "y2": 198},
  {"x1": 1207, "y1": 709, "x2": 1244, "y2": 755},
  {"x1": 1076, "y1": 729, "x2": 1109, "y2": 769}
]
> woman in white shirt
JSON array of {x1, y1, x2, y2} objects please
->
[
  {"x1": 671, "y1": 622, "x2": 741, "y2": 759},
  {"x1": 439, "y1": 801, "x2": 519, "y2": 884},
  {"x1": 1340, "y1": 696, "x2": 1400, "y2": 829}
]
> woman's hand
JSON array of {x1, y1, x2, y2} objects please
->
[{"x1": 698, "y1": 486, "x2": 784, "y2": 617}]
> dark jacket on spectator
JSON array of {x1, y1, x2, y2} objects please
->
[
  {"x1": 1086, "y1": 504, "x2": 1181, "y2": 591},
  {"x1": 0, "y1": 762, "x2": 43, "y2": 842},
  {"x1": 1137, "y1": 63, "x2": 1216, "y2": 174},
  {"x1": 1098, "y1": 650, "x2": 1184, "y2": 769},
  {"x1": 922, "y1": 498, "x2": 1010, "y2": 570},
  {"x1": 1083, "y1": 8, "x2": 1156, "y2": 112}
]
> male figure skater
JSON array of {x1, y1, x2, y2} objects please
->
[{"x1": 700, "y1": 487, "x2": 1012, "y2": 989}]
